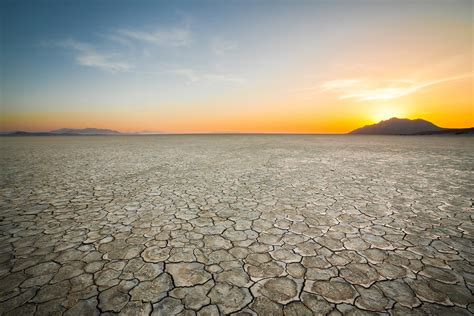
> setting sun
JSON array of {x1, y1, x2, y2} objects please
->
[{"x1": 370, "y1": 105, "x2": 407, "y2": 123}]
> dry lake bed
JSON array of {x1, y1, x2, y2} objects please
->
[{"x1": 0, "y1": 135, "x2": 473, "y2": 315}]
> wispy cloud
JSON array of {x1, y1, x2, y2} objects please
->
[
  {"x1": 59, "y1": 39, "x2": 131, "y2": 73},
  {"x1": 212, "y1": 38, "x2": 237, "y2": 55},
  {"x1": 55, "y1": 39, "x2": 244, "y2": 83},
  {"x1": 167, "y1": 68, "x2": 200, "y2": 82},
  {"x1": 203, "y1": 73, "x2": 244, "y2": 83},
  {"x1": 53, "y1": 18, "x2": 244, "y2": 83},
  {"x1": 320, "y1": 79, "x2": 362, "y2": 91},
  {"x1": 166, "y1": 68, "x2": 244, "y2": 83},
  {"x1": 317, "y1": 74, "x2": 472, "y2": 101},
  {"x1": 115, "y1": 27, "x2": 191, "y2": 47}
]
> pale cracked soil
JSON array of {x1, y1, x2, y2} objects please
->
[{"x1": 0, "y1": 135, "x2": 473, "y2": 315}]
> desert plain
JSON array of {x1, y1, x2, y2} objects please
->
[{"x1": 0, "y1": 135, "x2": 473, "y2": 315}]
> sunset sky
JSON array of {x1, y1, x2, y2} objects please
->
[{"x1": 1, "y1": 0, "x2": 473, "y2": 133}]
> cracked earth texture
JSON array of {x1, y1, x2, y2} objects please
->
[{"x1": 0, "y1": 135, "x2": 473, "y2": 315}]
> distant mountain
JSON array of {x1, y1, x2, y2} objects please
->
[
  {"x1": 7, "y1": 131, "x2": 57, "y2": 136},
  {"x1": 51, "y1": 128, "x2": 121, "y2": 135},
  {"x1": 3, "y1": 128, "x2": 122, "y2": 136},
  {"x1": 413, "y1": 127, "x2": 474, "y2": 135},
  {"x1": 350, "y1": 118, "x2": 444, "y2": 135},
  {"x1": 350, "y1": 117, "x2": 474, "y2": 135},
  {"x1": 132, "y1": 130, "x2": 165, "y2": 135}
]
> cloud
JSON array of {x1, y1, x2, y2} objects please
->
[
  {"x1": 203, "y1": 73, "x2": 244, "y2": 83},
  {"x1": 212, "y1": 38, "x2": 237, "y2": 55},
  {"x1": 104, "y1": 34, "x2": 134, "y2": 47},
  {"x1": 115, "y1": 27, "x2": 191, "y2": 47},
  {"x1": 59, "y1": 39, "x2": 131, "y2": 73},
  {"x1": 167, "y1": 68, "x2": 200, "y2": 82},
  {"x1": 320, "y1": 79, "x2": 362, "y2": 91},
  {"x1": 56, "y1": 38, "x2": 243, "y2": 82},
  {"x1": 164, "y1": 68, "x2": 244, "y2": 83},
  {"x1": 318, "y1": 74, "x2": 472, "y2": 101}
]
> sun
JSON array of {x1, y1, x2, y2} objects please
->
[{"x1": 371, "y1": 106, "x2": 406, "y2": 123}]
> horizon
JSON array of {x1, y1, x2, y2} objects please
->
[
  {"x1": 3, "y1": 116, "x2": 473, "y2": 135},
  {"x1": 1, "y1": 0, "x2": 473, "y2": 133}
]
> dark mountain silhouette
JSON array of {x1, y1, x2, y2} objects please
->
[
  {"x1": 413, "y1": 127, "x2": 474, "y2": 135},
  {"x1": 51, "y1": 128, "x2": 121, "y2": 135},
  {"x1": 350, "y1": 117, "x2": 474, "y2": 135},
  {"x1": 4, "y1": 128, "x2": 121, "y2": 136},
  {"x1": 350, "y1": 118, "x2": 441, "y2": 135},
  {"x1": 3, "y1": 121, "x2": 472, "y2": 136}
]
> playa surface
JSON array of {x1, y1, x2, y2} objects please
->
[{"x1": 0, "y1": 135, "x2": 473, "y2": 315}]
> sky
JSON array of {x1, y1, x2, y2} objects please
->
[{"x1": 1, "y1": 0, "x2": 473, "y2": 133}]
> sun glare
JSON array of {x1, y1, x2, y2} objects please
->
[{"x1": 371, "y1": 106, "x2": 406, "y2": 123}]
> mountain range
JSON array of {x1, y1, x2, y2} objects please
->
[
  {"x1": 349, "y1": 118, "x2": 474, "y2": 135},
  {"x1": 50, "y1": 128, "x2": 121, "y2": 135},
  {"x1": 4, "y1": 128, "x2": 121, "y2": 136},
  {"x1": 2, "y1": 119, "x2": 473, "y2": 135}
]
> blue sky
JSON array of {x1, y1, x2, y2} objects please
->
[{"x1": 1, "y1": 0, "x2": 472, "y2": 132}]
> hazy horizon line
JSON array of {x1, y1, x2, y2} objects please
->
[{"x1": 3, "y1": 116, "x2": 474, "y2": 135}]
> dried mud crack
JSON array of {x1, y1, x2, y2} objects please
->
[{"x1": 0, "y1": 135, "x2": 473, "y2": 315}]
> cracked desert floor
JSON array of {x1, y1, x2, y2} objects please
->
[{"x1": 0, "y1": 135, "x2": 473, "y2": 315}]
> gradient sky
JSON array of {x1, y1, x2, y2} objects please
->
[{"x1": 1, "y1": 0, "x2": 473, "y2": 133}]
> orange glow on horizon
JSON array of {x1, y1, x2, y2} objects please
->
[
  {"x1": 1, "y1": 74, "x2": 472, "y2": 133},
  {"x1": 1, "y1": 103, "x2": 472, "y2": 134}
]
